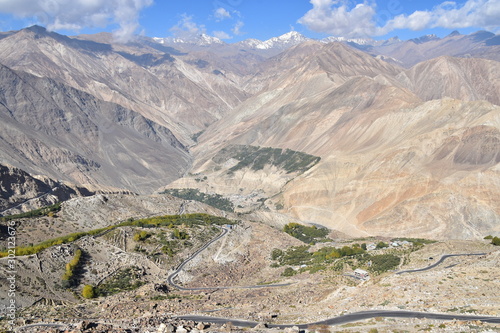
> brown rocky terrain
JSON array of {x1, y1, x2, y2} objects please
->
[
  {"x1": 0, "y1": 163, "x2": 94, "y2": 214},
  {"x1": 0, "y1": 26, "x2": 251, "y2": 140},
  {"x1": 1, "y1": 194, "x2": 498, "y2": 332},
  {"x1": 170, "y1": 42, "x2": 500, "y2": 240},
  {"x1": 0, "y1": 26, "x2": 499, "y2": 332},
  {"x1": 0, "y1": 62, "x2": 191, "y2": 194}
]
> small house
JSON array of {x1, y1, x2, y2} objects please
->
[{"x1": 354, "y1": 268, "x2": 369, "y2": 280}]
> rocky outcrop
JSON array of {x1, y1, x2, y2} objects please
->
[{"x1": 0, "y1": 163, "x2": 94, "y2": 214}]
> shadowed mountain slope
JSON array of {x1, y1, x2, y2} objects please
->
[{"x1": 0, "y1": 64, "x2": 191, "y2": 194}]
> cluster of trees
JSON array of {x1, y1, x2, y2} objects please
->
[
  {"x1": 120, "y1": 213, "x2": 235, "y2": 228},
  {"x1": 0, "y1": 227, "x2": 110, "y2": 258},
  {"x1": 271, "y1": 242, "x2": 403, "y2": 276},
  {"x1": 161, "y1": 188, "x2": 234, "y2": 212},
  {"x1": 369, "y1": 254, "x2": 401, "y2": 273},
  {"x1": 95, "y1": 266, "x2": 145, "y2": 297},
  {"x1": 221, "y1": 145, "x2": 321, "y2": 174},
  {"x1": 283, "y1": 223, "x2": 329, "y2": 244},
  {"x1": 0, "y1": 202, "x2": 61, "y2": 222},
  {"x1": 133, "y1": 231, "x2": 150, "y2": 242},
  {"x1": 485, "y1": 235, "x2": 500, "y2": 246},
  {"x1": 272, "y1": 243, "x2": 367, "y2": 267},
  {"x1": 313, "y1": 244, "x2": 365, "y2": 261},
  {"x1": 62, "y1": 249, "x2": 82, "y2": 288}
]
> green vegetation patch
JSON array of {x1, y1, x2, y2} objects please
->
[
  {"x1": 96, "y1": 266, "x2": 145, "y2": 297},
  {"x1": 391, "y1": 237, "x2": 437, "y2": 246},
  {"x1": 213, "y1": 145, "x2": 321, "y2": 174},
  {"x1": 0, "y1": 213, "x2": 235, "y2": 257},
  {"x1": 369, "y1": 254, "x2": 401, "y2": 273},
  {"x1": 0, "y1": 202, "x2": 61, "y2": 221},
  {"x1": 161, "y1": 188, "x2": 234, "y2": 212},
  {"x1": 271, "y1": 243, "x2": 404, "y2": 275},
  {"x1": 283, "y1": 222, "x2": 329, "y2": 244},
  {"x1": 272, "y1": 244, "x2": 366, "y2": 269}
]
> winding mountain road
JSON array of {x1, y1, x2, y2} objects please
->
[
  {"x1": 167, "y1": 226, "x2": 229, "y2": 290},
  {"x1": 168, "y1": 231, "x2": 496, "y2": 328},
  {"x1": 396, "y1": 253, "x2": 486, "y2": 274},
  {"x1": 178, "y1": 310, "x2": 500, "y2": 329},
  {"x1": 166, "y1": 226, "x2": 291, "y2": 291}
]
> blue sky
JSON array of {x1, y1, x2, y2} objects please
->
[{"x1": 0, "y1": 0, "x2": 498, "y2": 42}]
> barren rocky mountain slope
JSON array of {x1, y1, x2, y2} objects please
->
[
  {"x1": 0, "y1": 63, "x2": 191, "y2": 193},
  {"x1": 176, "y1": 42, "x2": 500, "y2": 239},
  {"x1": 0, "y1": 27, "x2": 499, "y2": 239},
  {"x1": 0, "y1": 26, "x2": 250, "y2": 140},
  {"x1": 0, "y1": 163, "x2": 94, "y2": 214},
  {"x1": 1, "y1": 194, "x2": 498, "y2": 332},
  {"x1": 365, "y1": 30, "x2": 500, "y2": 67}
]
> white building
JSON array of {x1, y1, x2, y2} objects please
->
[{"x1": 354, "y1": 268, "x2": 369, "y2": 280}]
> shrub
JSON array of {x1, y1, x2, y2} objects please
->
[
  {"x1": 492, "y1": 236, "x2": 500, "y2": 246},
  {"x1": 172, "y1": 228, "x2": 189, "y2": 240},
  {"x1": 82, "y1": 285, "x2": 95, "y2": 299},
  {"x1": 281, "y1": 267, "x2": 297, "y2": 277},
  {"x1": 133, "y1": 231, "x2": 150, "y2": 242},
  {"x1": 271, "y1": 248, "x2": 283, "y2": 260},
  {"x1": 161, "y1": 245, "x2": 174, "y2": 257}
]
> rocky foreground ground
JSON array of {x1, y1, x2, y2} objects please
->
[{"x1": 1, "y1": 196, "x2": 499, "y2": 333}]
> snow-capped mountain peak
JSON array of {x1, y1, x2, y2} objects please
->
[
  {"x1": 237, "y1": 31, "x2": 311, "y2": 50},
  {"x1": 152, "y1": 33, "x2": 224, "y2": 46},
  {"x1": 320, "y1": 36, "x2": 374, "y2": 45}
]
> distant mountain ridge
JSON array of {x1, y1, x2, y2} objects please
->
[
  {"x1": 0, "y1": 25, "x2": 499, "y2": 239},
  {"x1": 151, "y1": 29, "x2": 500, "y2": 66}
]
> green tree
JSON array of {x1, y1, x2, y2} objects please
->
[
  {"x1": 376, "y1": 241, "x2": 388, "y2": 249},
  {"x1": 133, "y1": 231, "x2": 150, "y2": 242},
  {"x1": 281, "y1": 267, "x2": 297, "y2": 277},
  {"x1": 271, "y1": 248, "x2": 283, "y2": 260},
  {"x1": 491, "y1": 236, "x2": 500, "y2": 246},
  {"x1": 82, "y1": 285, "x2": 95, "y2": 299}
]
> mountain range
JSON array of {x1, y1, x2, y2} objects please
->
[{"x1": 0, "y1": 25, "x2": 499, "y2": 239}]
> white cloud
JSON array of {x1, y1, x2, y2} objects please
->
[
  {"x1": 214, "y1": 7, "x2": 231, "y2": 21},
  {"x1": 299, "y1": 0, "x2": 500, "y2": 37},
  {"x1": 0, "y1": 0, "x2": 153, "y2": 42},
  {"x1": 213, "y1": 30, "x2": 231, "y2": 39},
  {"x1": 298, "y1": 0, "x2": 377, "y2": 38},
  {"x1": 231, "y1": 20, "x2": 244, "y2": 35},
  {"x1": 382, "y1": 0, "x2": 500, "y2": 34},
  {"x1": 170, "y1": 14, "x2": 206, "y2": 39}
]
